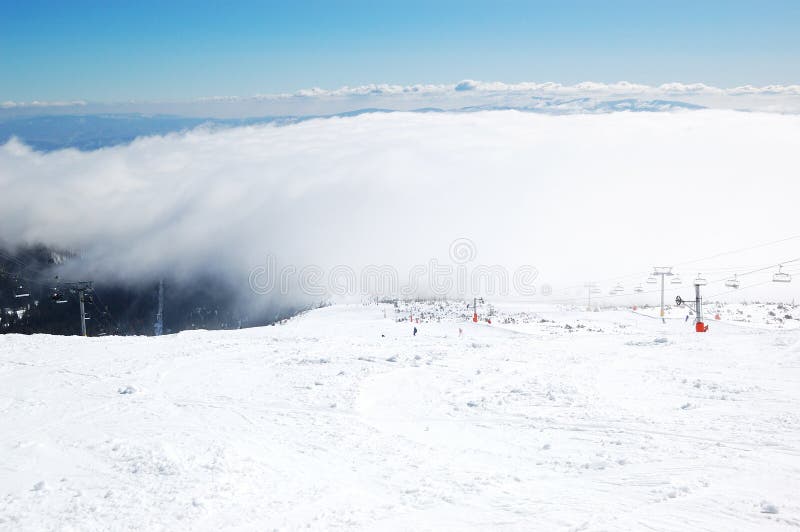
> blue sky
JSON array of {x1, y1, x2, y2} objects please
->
[{"x1": 1, "y1": 0, "x2": 799, "y2": 102}]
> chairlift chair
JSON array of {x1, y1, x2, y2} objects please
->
[
  {"x1": 634, "y1": 285, "x2": 644, "y2": 293},
  {"x1": 773, "y1": 265, "x2": 792, "y2": 283},
  {"x1": 52, "y1": 292, "x2": 68, "y2": 303},
  {"x1": 694, "y1": 273, "x2": 708, "y2": 286},
  {"x1": 670, "y1": 276, "x2": 682, "y2": 284},
  {"x1": 646, "y1": 276, "x2": 657, "y2": 284},
  {"x1": 14, "y1": 284, "x2": 30, "y2": 298},
  {"x1": 725, "y1": 274, "x2": 740, "y2": 289},
  {"x1": 51, "y1": 284, "x2": 68, "y2": 304}
]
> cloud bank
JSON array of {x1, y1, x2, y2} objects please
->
[
  {"x1": 2, "y1": 110, "x2": 800, "y2": 305},
  {"x1": 0, "y1": 100, "x2": 87, "y2": 109},
  {"x1": 4, "y1": 80, "x2": 800, "y2": 118},
  {"x1": 272, "y1": 80, "x2": 800, "y2": 99}
]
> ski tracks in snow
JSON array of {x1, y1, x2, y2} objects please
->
[{"x1": 1, "y1": 303, "x2": 800, "y2": 530}]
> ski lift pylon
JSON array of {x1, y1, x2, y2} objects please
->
[{"x1": 694, "y1": 273, "x2": 708, "y2": 286}]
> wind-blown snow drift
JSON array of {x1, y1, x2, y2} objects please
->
[{"x1": 1, "y1": 110, "x2": 799, "y2": 303}]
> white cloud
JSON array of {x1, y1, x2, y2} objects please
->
[
  {"x1": 261, "y1": 79, "x2": 800, "y2": 99},
  {"x1": 2, "y1": 110, "x2": 800, "y2": 303},
  {"x1": 1, "y1": 100, "x2": 87, "y2": 109}
]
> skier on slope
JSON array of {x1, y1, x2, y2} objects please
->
[{"x1": 413, "y1": 326, "x2": 418, "y2": 336}]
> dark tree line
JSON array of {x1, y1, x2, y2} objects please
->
[{"x1": 1, "y1": 245, "x2": 297, "y2": 336}]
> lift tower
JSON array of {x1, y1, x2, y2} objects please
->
[
  {"x1": 652, "y1": 266, "x2": 674, "y2": 319},
  {"x1": 52, "y1": 279, "x2": 94, "y2": 336},
  {"x1": 675, "y1": 274, "x2": 708, "y2": 333}
]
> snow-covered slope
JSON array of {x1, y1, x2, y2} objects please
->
[{"x1": 2, "y1": 303, "x2": 800, "y2": 530}]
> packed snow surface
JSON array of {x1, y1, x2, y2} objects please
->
[{"x1": 2, "y1": 302, "x2": 800, "y2": 530}]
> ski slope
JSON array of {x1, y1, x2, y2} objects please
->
[{"x1": 2, "y1": 303, "x2": 800, "y2": 531}]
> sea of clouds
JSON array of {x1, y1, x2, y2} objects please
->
[{"x1": 2, "y1": 109, "x2": 799, "y2": 304}]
